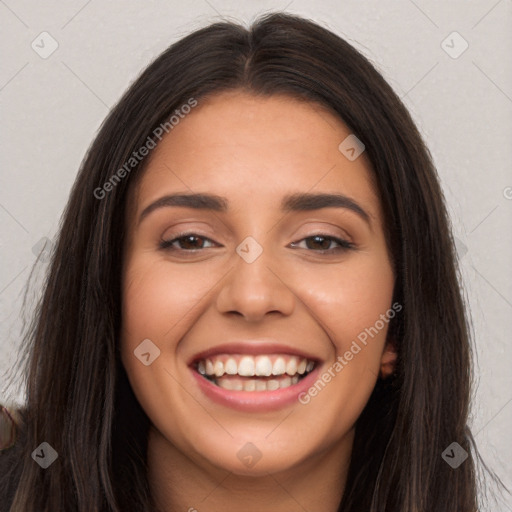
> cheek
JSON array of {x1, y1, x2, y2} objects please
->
[
  {"x1": 120, "y1": 257, "x2": 210, "y2": 344},
  {"x1": 292, "y1": 251, "x2": 395, "y2": 420},
  {"x1": 293, "y1": 256, "x2": 395, "y2": 438},
  {"x1": 119, "y1": 258, "x2": 205, "y2": 426},
  {"x1": 292, "y1": 248, "x2": 395, "y2": 401},
  {"x1": 298, "y1": 254, "x2": 394, "y2": 343}
]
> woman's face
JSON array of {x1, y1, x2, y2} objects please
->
[{"x1": 121, "y1": 91, "x2": 395, "y2": 476}]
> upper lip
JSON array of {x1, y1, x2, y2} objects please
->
[{"x1": 188, "y1": 341, "x2": 321, "y2": 366}]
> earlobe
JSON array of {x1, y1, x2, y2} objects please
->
[{"x1": 379, "y1": 340, "x2": 397, "y2": 378}]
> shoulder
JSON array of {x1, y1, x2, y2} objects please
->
[{"x1": 0, "y1": 405, "x2": 27, "y2": 508}]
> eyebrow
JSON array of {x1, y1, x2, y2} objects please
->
[{"x1": 137, "y1": 192, "x2": 371, "y2": 225}]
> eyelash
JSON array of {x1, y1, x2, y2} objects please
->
[{"x1": 158, "y1": 232, "x2": 355, "y2": 254}]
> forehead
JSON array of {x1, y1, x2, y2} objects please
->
[{"x1": 129, "y1": 91, "x2": 380, "y2": 220}]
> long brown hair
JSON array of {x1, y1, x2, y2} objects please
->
[{"x1": 1, "y1": 12, "x2": 482, "y2": 511}]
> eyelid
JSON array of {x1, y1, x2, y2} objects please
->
[
  {"x1": 289, "y1": 235, "x2": 355, "y2": 251},
  {"x1": 159, "y1": 231, "x2": 356, "y2": 254},
  {"x1": 159, "y1": 231, "x2": 218, "y2": 251}
]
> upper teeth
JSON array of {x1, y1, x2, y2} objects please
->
[{"x1": 197, "y1": 354, "x2": 315, "y2": 378}]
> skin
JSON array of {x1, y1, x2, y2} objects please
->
[{"x1": 120, "y1": 91, "x2": 396, "y2": 512}]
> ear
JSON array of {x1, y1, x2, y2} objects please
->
[{"x1": 379, "y1": 338, "x2": 397, "y2": 378}]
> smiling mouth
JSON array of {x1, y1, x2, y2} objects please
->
[{"x1": 193, "y1": 354, "x2": 316, "y2": 392}]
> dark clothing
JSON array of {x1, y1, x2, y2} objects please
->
[{"x1": 0, "y1": 407, "x2": 27, "y2": 512}]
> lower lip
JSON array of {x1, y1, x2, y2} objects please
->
[{"x1": 190, "y1": 365, "x2": 321, "y2": 412}]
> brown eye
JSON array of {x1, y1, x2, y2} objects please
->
[
  {"x1": 159, "y1": 233, "x2": 216, "y2": 251},
  {"x1": 290, "y1": 234, "x2": 354, "y2": 253}
]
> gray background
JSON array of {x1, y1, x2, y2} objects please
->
[{"x1": 1, "y1": 1, "x2": 511, "y2": 509}]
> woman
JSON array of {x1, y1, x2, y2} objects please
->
[{"x1": 0, "y1": 12, "x2": 481, "y2": 511}]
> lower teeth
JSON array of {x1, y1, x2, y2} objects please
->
[{"x1": 206, "y1": 373, "x2": 305, "y2": 391}]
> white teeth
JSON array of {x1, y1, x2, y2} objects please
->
[
  {"x1": 232, "y1": 380, "x2": 243, "y2": 391},
  {"x1": 279, "y1": 376, "x2": 292, "y2": 388},
  {"x1": 255, "y1": 356, "x2": 273, "y2": 376},
  {"x1": 285, "y1": 358, "x2": 298, "y2": 376},
  {"x1": 197, "y1": 354, "x2": 316, "y2": 379},
  {"x1": 255, "y1": 380, "x2": 267, "y2": 391},
  {"x1": 217, "y1": 378, "x2": 233, "y2": 390},
  {"x1": 238, "y1": 356, "x2": 255, "y2": 376},
  {"x1": 267, "y1": 379, "x2": 279, "y2": 391},
  {"x1": 214, "y1": 360, "x2": 224, "y2": 377},
  {"x1": 215, "y1": 376, "x2": 300, "y2": 392},
  {"x1": 272, "y1": 357, "x2": 286, "y2": 376},
  {"x1": 244, "y1": 379, "x2": 256, "y2": 391},
  {"x1": 225, "y1": 358, "x2": 237, "y2": 375}
]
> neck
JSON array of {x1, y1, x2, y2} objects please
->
[{"x1": 147, "y1": 425, "x2": 353, "y2": 512}]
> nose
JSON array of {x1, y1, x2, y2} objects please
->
[{"x1": 215, "y1": 243, "x2": 296, "y2": 322}]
